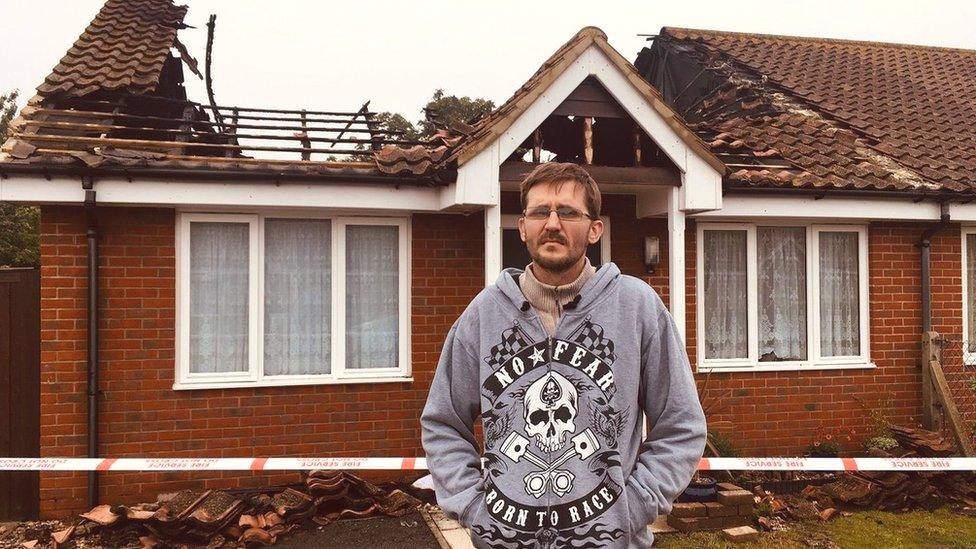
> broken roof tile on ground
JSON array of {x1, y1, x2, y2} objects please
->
[
  {"x1": 0, "y1": 471, "x2": 431, "y2": 549},
  {"x1": 636, "y1": 27, "x2": 976, "y2": 194}
]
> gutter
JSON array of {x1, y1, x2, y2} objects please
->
[
  {"x1": 920, "y1": 201, "x2": 951, "y2": 333},
  {"x1": 723, "y1": 184, "x2": 976, "y2": 203},
  {"x1": 83, "y1": 176, "x2": 99, "y2": 508},
  {"x1": 0, "y1": 164, "x2": 455, "y2": 188}
]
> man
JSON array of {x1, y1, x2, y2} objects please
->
[{"x1": 421, "y1": 162, "x2": 706, "y2": 548}]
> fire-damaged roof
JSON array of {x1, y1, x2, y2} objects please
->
[
  {"x1": 37, "y1": 0, "x2": 189, "y2": 100},
  {"x1": 440, "y1": 26, "x2": 725, "y2": 173},
  {"x1": 636, "y1": 28, "x2": 976, "y2": 194},
  {"x1": 0, "y1": 0, "x2": 456, "y2": 185}
]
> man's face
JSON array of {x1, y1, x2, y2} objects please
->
[{"x1": 518, "y1": 180, "x2": 604, "y2": 274}]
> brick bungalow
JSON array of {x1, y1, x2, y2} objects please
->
[{"x1": 2, "y1": 0, "x2": 975, "y2": 518}]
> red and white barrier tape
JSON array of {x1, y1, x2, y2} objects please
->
[{"x1": 1, "y1": 456, "x2": 975, "y2": 471}]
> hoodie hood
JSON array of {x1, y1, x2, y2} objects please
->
[{"x1": 495, "y1": 261, "x2": 622, "y2": 315}]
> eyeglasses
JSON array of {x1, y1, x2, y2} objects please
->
[{"x1": 522, "y1": 205, "x2": 593, "y2": 222}]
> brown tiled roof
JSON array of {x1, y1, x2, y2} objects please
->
[
  {"x1": 38, "y1": 0, "x2": 188, "y2": 99},
  {"x1": 642, "y1": 28, "x2": 976, "y2": 193},
  {"x1": 0, "y1": 0, "x2": 449, "y2": 185}
]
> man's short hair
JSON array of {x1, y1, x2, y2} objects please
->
[{"x1": 519, "y1": 162, "x2": 602, "y2": 219}]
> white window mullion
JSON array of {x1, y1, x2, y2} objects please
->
[
  {"x1": 810, "y1": 228, "x2": 823, "y2": 363},
  {"x1": 333, "y1": 219, "x2": 347, "y2": 380},
  {"x1": 858, "y1": 227, "x2": 870, "y2": 364},
  {"x1": 400, "y1": 218, "x2": 412, "y2": 378},
  {"x1": 806, "y1": 226, "x2": 816, "y2": 366},
  {"x1": 746, "y1": 225, "x2": 759, "y2": 366},
  {"x1": 964, "y1": 229, "x2": 975, "y2": 360},
  {"x1": 247, "y1": 218, "x2": 261, "y2": 382}
]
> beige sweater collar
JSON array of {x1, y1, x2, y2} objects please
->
[{"x1": 518, "y1": 256, "x2": 596, "y2": 335}]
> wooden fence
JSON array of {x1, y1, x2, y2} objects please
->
[{"x1": 0, "y1": 267, "x2": 40, "y2": 520}]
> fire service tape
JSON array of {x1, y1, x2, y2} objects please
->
[{"x1": 1, "y1": 457, "x2": 975, "y2": 472}]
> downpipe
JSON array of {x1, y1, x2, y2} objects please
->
[
  {"x1": 84, "y1": 176, "x2": 100, "y2": 508},
  {"x1": 920, "y1": 200, "x2": 950, "y2": 333}
]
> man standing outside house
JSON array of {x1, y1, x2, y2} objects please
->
[{"x1": 421, "y1": 162, "x2": 706, "y2": 548}]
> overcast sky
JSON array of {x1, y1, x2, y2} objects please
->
[{"x1": 3, "y1": 0, "x2": 975, "y2": 121}]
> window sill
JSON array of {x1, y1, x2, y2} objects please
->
[
  {"x1": 696, "y1": 362, "x2": 876, "y2": 374},
  {"x1": 173, "y1": 375, "x2": 414, "y2": 391}
]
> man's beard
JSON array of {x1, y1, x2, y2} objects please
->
[{"x1": 529, "y1": 234, "x2": 585, "y2": 274}]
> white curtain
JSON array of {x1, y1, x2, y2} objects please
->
[
  {"x1": 264, "y1": 219, "x2": 332, "y2": 375},
  {"x1": 703, "y1": 230, "x2": 748, "y2": 359},
  {"x1": 819, "y1": 232, "x2": 860, "y2": 356},
  {"x1": 189, "y1": 222, "x2": 249, "y2": 373},
  {"x1": 345, "y1": 225, "x2": 399, "y2": 369},
  {"x1": 758, "y1": 227, "x2": 807, "y2": 361}
]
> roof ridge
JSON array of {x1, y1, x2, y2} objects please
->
[{"x1": 661, "y1": 26, "x2": 976, "y2": 55}]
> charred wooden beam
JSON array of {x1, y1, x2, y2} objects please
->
[
  {"x1": 583, "y1": 117, "x2": 593, "y2": 164},
  {"x1": 532, "y1": 129, "x2": 541, "y2": 163},
  {"x1": 21, "y1": 121, "x2": 424, "y2": 145},
  {"x1": 25, "y1": 109, "x2": 403, "y2": 135},
  {"x1": 299, "y1": 110, "x2": 312, "y2": 160}
]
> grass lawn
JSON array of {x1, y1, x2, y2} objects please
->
[{"x1": 655, "y1": 508, "x2": 976, "y2": 548}]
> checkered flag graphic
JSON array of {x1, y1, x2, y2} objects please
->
[
  {"x1": 484, "y1": 324, "x2": 531, "y2": 368},
  {"x1": 571, "y1": 318, "x2": 616, "y2": 364}
]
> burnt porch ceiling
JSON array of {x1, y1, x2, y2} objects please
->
[{"x1": 509, "y1": 76, "x2": 681, "y2": 177}]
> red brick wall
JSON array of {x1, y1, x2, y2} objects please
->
[
  {"x1": 689, "y1": 220, "x2": 961, "y2": 456},
  {"x1": 38, "y1": 197, "x2": 955, "y2": 515},
  {"x1": 38, "y1": 206, "x2": 484, "y2": 517}
]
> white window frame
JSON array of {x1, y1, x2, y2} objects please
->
[
  {"x1": 175, "y1": 211, "x2": 412, "y2": 389},
  {"x1": 696, "y1": 221, "x2": 872, "y2": 373},
  {"x1": 501, "y1": 214, "x2": 612, "y2": 264},
  {"x1": 962, "y1": 227, "x2": 976, "y2": 362}
]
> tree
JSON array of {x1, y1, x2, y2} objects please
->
[
  {"x1": 329, "y1": 89, "x2": 495, "y2": 162},
  {"x1": 0, "y1": 89, "x2": 40, "y2": 268},
  {"x1": 417, "y1": 88, "x2": 494, "y2": 137}
]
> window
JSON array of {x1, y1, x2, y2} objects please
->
[
  {"x1": 696, "y1": 222, "x2": 870, "y2": 371},
  {"x1": 500, "y1": 214, "x2": 611, "y2": 270},
  {"x1": 177, "y1": 213, "x2": 410, "y2": 388},
  {"x1": 962, "y1": 229, "x2": 976, "y2": 355}
]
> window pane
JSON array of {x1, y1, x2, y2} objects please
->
[
  {"x1": 264, "y1": 219, "x2": 332, "y2": 375},
  {"x1": 703, "y1": 230, "x2": 748, "y2": 359},
  {"x1": 819, "y1": 232, "x2": 860, "y2": 356},
  {"x1": 189, "y1": 222, "x2": 249, "y2": 373},
  {"x1": 758, "y1": 227, "x2": 807, "y2": 361},
  {"x1": 346, "y1": 225, "x2": 399, "y2": 369}
]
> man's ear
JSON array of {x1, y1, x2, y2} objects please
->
[
  {"x1": 518, "y1": 216, "x2": 527, "y2": 242},
  {"x1": 588, "y1": 218, "x2": 605, "y2": 245}
]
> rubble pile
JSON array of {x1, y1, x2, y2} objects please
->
[
  {"x1": 0, "y1": 471, "x2": 429, "y2": 549},
  {"x1": 800, "y1": 427, "x2": 976, "y2": 513},
  {"x1": 739, "y1": 427, "x2": 976, "y2": 532}
]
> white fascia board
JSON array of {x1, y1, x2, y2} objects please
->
[
  {"x1": 693, "y1": 193, "x2": 948, "y2": 221},
  {"x1": 449, "y1": 143, "x2": 500, "y2": 209},
  {"x1": 1, "y1": 174, "x2": 444, "y2": 212},
  {"x1": 680, "y1": 150, "x2": 723, "y2": 212}
]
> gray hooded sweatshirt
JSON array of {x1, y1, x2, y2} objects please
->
[{"x1": 420, "y1": 261, "x2": 706, "y2": 548}]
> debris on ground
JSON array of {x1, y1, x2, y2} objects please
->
[
  {"x1": 743, "y1": 426, "x2": 976, "y2": 531},
  {"x1": 0, "y1": 471, "x2": 434, "y2": 549},
  {"x1": 720, "y1": 525, "x2": 759, "y2": 543}
]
